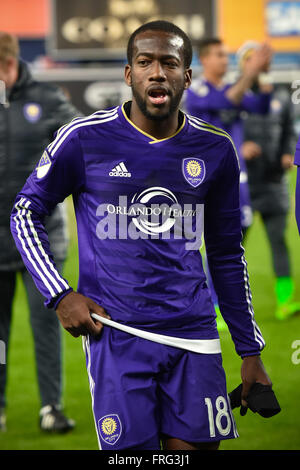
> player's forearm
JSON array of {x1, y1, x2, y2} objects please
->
[
  {"x1": 10, "y1": 194, "x2": 72, "y2": 308},
  {"x1": 206, "y1": 222, "x2": 265, "y2": 357}
]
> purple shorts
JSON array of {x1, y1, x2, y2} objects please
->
[{"x1": 83, "y1": 327, "x2": 238, "y2": 450}]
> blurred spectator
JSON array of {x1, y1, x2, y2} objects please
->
[
  {"x1": 239, "y1": 41, "x2": 300, "y2": 321},
  {"x1": 184, "y1": 38, "x2": 272, "y2": 330},
  {"x1": 0, "y1": 32, "x2": 80, "y2": 432},
  {"x1": 185, "y1": 37, "x2": 272, "y2": 231}
]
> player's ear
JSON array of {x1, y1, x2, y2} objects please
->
[
  {"x1": 184, "y1": 68, "x2": 192, "y2": 90},
  {"x1": 124, "y1": 64, "x2": 132, "y2": 87}
]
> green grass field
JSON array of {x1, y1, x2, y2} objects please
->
[{"x1": 1, "y1": 169, "x2": 300, "y2": 450}]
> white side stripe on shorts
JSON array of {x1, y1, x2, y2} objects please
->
[{"x1": 82, "y1": 335, "x2": 102, "y2": 450}]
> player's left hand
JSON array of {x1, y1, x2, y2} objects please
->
[
  {"x1": 56, "y1": 291, "x2": 110, "y2": 338},
  {"x1": 240, "y1": 355, "x2": 272, "y2": 415}
]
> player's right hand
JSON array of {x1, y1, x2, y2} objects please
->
[{"x1": 55, "y1": 291, "x2": 110, "y2": 337}]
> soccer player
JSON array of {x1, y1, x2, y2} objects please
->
[{"x1": 10, "y1": 21, "x2": 273, "y2": 450}]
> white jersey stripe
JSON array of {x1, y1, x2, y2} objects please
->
[
  {"x1": 241, "y1": 250, "x2": 265, "y2": 346},
  {"x1": 25, "y1": 209, "x2": 70, "y2": 291},
  {"x1": 13, "y1": 199, "x2": 56, "y2": 297},
  {"x1": 48, "y1": 108, "x2": 118, "y2": 154},
  {"x1": 188, "y1": 114, "x2": 233, "y2": 139},
  {"x1": 188, "y1": 117, "x2": 240, "y2": 169},
  {"x1": 50, "y1": 115, "x2": 119, "y2": 157},
  {"x1": 187, "y1": 116, "x2": 230, "y2": 141},
  {"x1": 240, "y1": 250, "x2": 265, "y2": 349},
  {"x1": 48, "y1": 107, "x2": 118, "y2": 152},
  {"x1": 17, "y1": 199, "x2": 65, "y2": 295},
  {"x1": 243, "y1": 259, "x2": 265, "y2": 345}
]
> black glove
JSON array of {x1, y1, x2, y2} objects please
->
[{"x1": 229, "y1": 382, "x2": 281, "y2": 418}]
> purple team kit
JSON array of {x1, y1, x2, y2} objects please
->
[{"x1": 10, "y1": 101, "x2": 265, "y2": 449}]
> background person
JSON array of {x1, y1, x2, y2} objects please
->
[
  {"x1": 239, "y1": 41, "x2": 300, "y2": 321},
  {"x1": 0, "y1": 32, "x2": 80, "y2": 432}
]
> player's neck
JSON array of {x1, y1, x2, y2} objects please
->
[
  {"x1": 202, "y1": 71, "x2": 224, "y2": 88},
  {"x1": 129, "y1": 100, "x2": 181, "y2": 140}
]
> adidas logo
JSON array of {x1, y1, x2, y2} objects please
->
[{"x1": 109, "y1": 162, "x2": 131, "y2": 177}]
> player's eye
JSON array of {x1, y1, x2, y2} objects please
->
[
  {"x1": 137, "y1": 59, "x2": 150, "y2": 66},
  {"x1": 164, "y1": 61, "x2": 178, "y2": 68}
]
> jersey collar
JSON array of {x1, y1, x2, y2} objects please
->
[{"x1": 118, "y1": 101, "x2": 188, "y2": 144}]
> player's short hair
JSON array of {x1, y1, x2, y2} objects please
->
[
  {"x1": 127, "y1": 20, "x2": 193, "y2": 68},
  {"x1": 0, "y1": 32, "x2": 19, "y2": 64},
  {"x1": 198, "y1": 38, "x2": 222, "y2": 58}
]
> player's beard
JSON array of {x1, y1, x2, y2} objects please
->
[{"x1": 131, "y1": 81, "x2": 184, "y2": 121}]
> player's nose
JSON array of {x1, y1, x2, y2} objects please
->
[{"x1": 149, "y1": 60, "x2": 167, "y2": 81}]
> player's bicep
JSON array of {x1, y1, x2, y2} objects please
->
[{"x1": 204, "y1": 140, "x2": 241, "y2": 241}]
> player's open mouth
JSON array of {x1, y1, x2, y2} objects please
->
[{"x1": 148, "y1": 88, "x2": 168, "y2": 105}]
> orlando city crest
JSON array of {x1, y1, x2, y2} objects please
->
[
  {"x1": 182, "y1": 158, "x2": 206, "y2": 187},
  {"x1": 36, "y1": 151, "x2": 52, "y2": 179},
  {"x1": 98, "y1": 414, "x2": 122, "y2": 445}
]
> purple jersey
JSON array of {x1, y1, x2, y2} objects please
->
[{"x1": 10, "y1": 102, "x2": 265, "y2": 357}]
